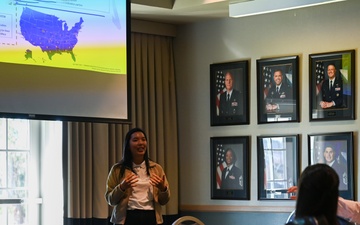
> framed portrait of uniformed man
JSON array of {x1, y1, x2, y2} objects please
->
[
  {"x1": 256, "y1": 56, "x2": 299, "y2": 124},
  {"x1": 308, "y1": 132, "x2": 354, "y2": 200},
  {"x1": 210, "y1": 60, "x2": 249, "y2": 126},
  {"x1": 309, "y1": 50, "x2": 355, "y2": 121}
]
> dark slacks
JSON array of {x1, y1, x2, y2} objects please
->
[{"x1": 123, "y1": 209, "x2": 157, "y2": 225}]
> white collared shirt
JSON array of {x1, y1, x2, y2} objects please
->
[
  {"x1": 127, "y1": 161, "x2": 154, "y2": 210},
  {"x1": 329, "y1": 78, "x2": 335, "y2": 89},
  {"x1": 225, "y1": 164, "x2": 234, "y2": 178},
  {"x1": 226, "y1": 90, "x2": 233, "y2": 99}
]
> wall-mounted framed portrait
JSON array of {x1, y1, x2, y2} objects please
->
[
  {"x1": 210, "y1": 136, "x2": 250, "y2": 200},
  {"x1": 308, "y1": 132, "x2": 354, "y2": 200},
  {"x1": 256, "y1": 55, "x2": 299, "y2": 124},
  {"x1": 309, "y1": 50, "x2": 355, "y2": 121},
  {"x1": 257, "y1": 135, "x2": 299, "y2": 200},
  {"x1": 210, "y1": 60, "x2": 249, "y2": 126}
]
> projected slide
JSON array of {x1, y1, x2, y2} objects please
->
[{"x1": 0, "y1": 0, "x2": 127, "y2": 74}]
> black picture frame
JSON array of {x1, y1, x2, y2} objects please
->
[
  {"x1": 210, "y1": 136, "x2": 250, "y2": 200},
  {"x1": 309, "y1": 50, "x2": 355, "y2": 121},
  {"x1": 257, "y1": 135, "x2": 299, "y2": 200},
  {"x1": 256, "y1": 56, "x2": 299, "y2": 124},
  {"x1": 210, "y1": 60, "x2": 249, "y2": 126},
  {"x1": 308, "y1": 132, "x2": 354, "y2": 200}
]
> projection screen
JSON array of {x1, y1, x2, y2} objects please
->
[{"x1": 0, "y1": 0, "x2": 130, "y2": 123}]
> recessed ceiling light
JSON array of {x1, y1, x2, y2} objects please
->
[{"x1": 229, "y1": 0, "x2": 346, "y2": 18}]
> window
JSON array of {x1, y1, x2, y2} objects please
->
[
  {"x1": 263, "y1": 137, "x2": 291, "y2": 190},
  {"x1": 0, "y1": 119, "x2": 63, "y2": 225}
]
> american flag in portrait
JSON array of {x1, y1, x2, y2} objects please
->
[
  {"x1": 315, "y1": 61, "x2": 325, "y2": 95},
  {"x1": 216, "y1": 144, "x2": 227, "y2": 188},
  {"x1": 215, "y1": 71, "x2": 226, "y2": 115},
  {"x1": 262, "y1": 67, "x2": 272, "y2": 99}
]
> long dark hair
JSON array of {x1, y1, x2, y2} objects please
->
[
  {"x1": 295, "y1": 164, "x2": 339, "y2": 225},
  {"x1": 119, "y1": 127, "x2": 151, "y2": 177}
]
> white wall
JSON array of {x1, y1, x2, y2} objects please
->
[{"x1": 174, "y1": 0, "x2": 359, "y2": 211}]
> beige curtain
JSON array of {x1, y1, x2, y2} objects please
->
[{"x1": 64, "y1": 32, "x2": 179, "y2": 223}]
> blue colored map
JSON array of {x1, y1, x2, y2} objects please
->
[{"x1": 20, "y1": 7, "x2": 84, "y2": 62}]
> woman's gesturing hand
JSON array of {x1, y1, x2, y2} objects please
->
[
  {"x1": 120, "y1": 173, "x2": 138, "y2": 191},
  {"x1": 150, "y1": 174, "x2": 167, "y2": 192}
]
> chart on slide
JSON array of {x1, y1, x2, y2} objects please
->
[{"x1": 0, "y1": 0, "x2": 128, "y2": 74}]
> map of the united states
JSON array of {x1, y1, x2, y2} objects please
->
[{"x1": 20, "y1": 7, "x2": 84, "y2": 62}]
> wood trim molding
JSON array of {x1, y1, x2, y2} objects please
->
[{"x1": 180, "y1": 205, "x2": 295, "y2": 213}]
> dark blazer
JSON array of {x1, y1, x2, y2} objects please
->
[
  {"x1": 221, "y1": 165, "x2": 243, "y2": 189},
  {"x1": 320, "y1": 78, "x2": 344, "y2": 107},
  {"x1": 266, "y1": 83, "x2": 293, "y2": 103},
  {"x1": 330, "y1": 161, "x2": 347, "y2": 190},
  {"x1": 219, "y1": 89, "x2": 243, "y2": 116}
]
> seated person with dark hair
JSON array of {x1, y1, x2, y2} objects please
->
[
  {"x1": 286, "y1": 164, "x2": 354, "y2": 225},
  {"x1": 288, "y1": 186, "x2": 360, "y2": 224}
]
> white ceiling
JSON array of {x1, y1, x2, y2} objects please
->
[
  {"x1": 131, "y1": 0, "x2": 232, "y2": 24},
  {"x1": 131, "y1": 0, "x2": 347, "y2": 25}
]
